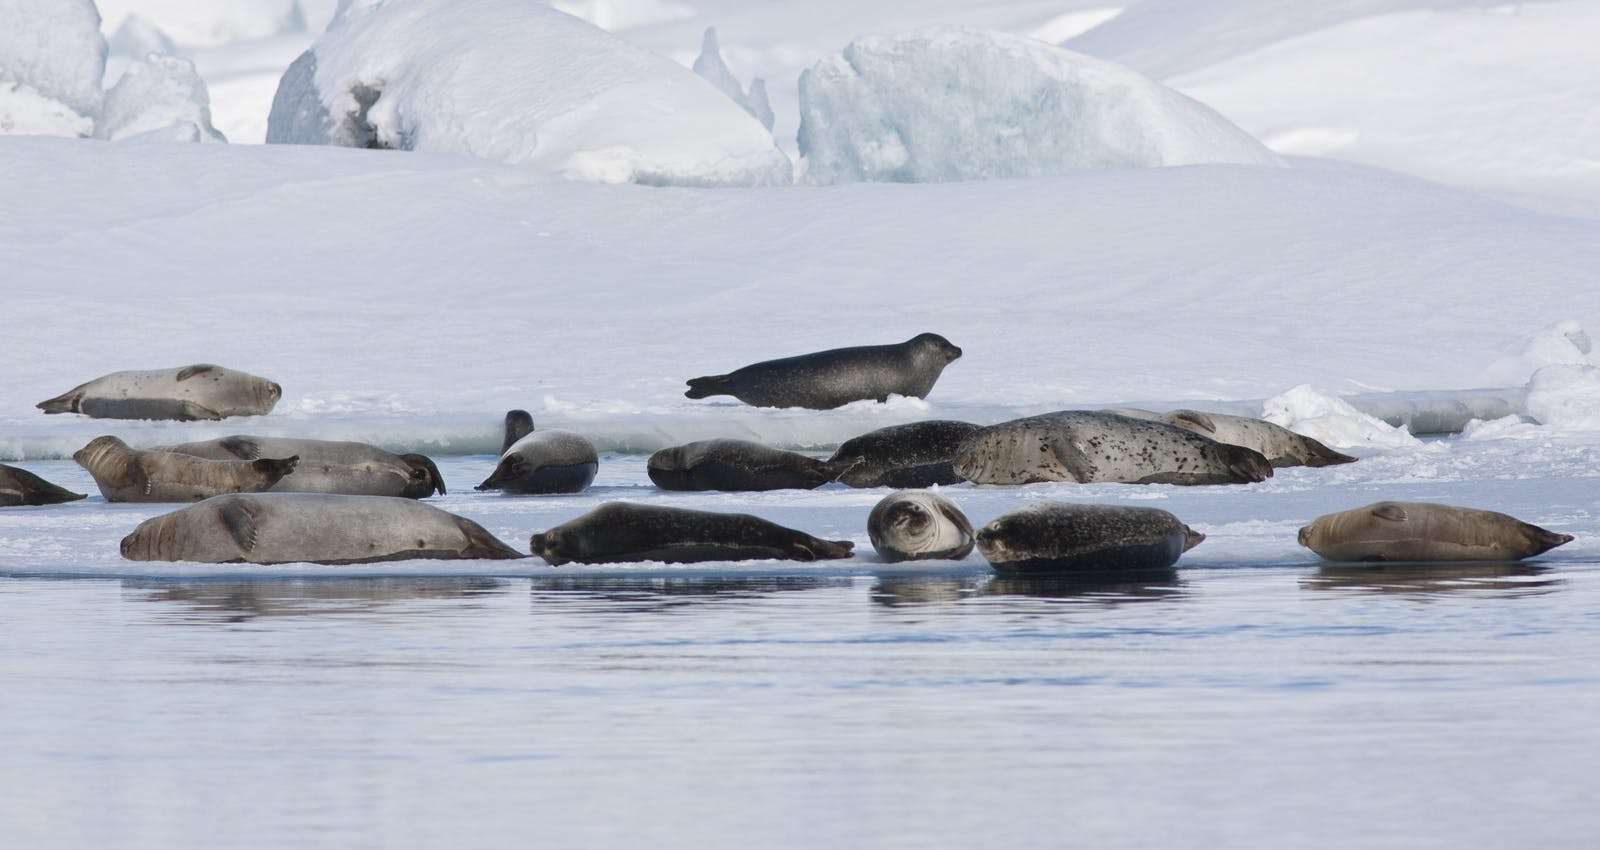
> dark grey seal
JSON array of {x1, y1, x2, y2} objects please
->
[
  {"x1": 827, "y1": 419, "x2": 980, "y2": 488},
  {"x1": 975, "y1": 501, "x2": 1205, "y2": 573},
  {"x1": 1109, "y1": 408, "x2": 1356, "y2": 468},
  {"x1": 867, "y1": 490, "x2": 975, "y2": 562},
  {"x1": 120, "y1": 493, "x2": 525, "y2": 564},
  {"x1": 476, "y1": 410, "x2": 598, "y2": 494},
  {"x1": 152, "y1": 436, "x2": 444, "y2": 499},
  {"x1": 74, "y1": 435, "x2": 298, "y2": 503},
  {"x1": 1298, "y1": 501, "x2": 1573, "y2": 562},
  {"x1": 0, "y1": 464, "x2": 87, "y2": 506},
  {"x1": 684, "y1": 333, "x2": 962, "y2": 409},
  {"x1": 953, "y1": 410, "x2": 1272, "y2": 486},
  {"x1": 647, "y1": 439, "x2": 852, "y2": 491},
  {"x1": 529, "y1": 502, "x2": 855, "y2": 565},
  {"x1": 37, "y1": 364, "x2": 282, "y2": 420}
]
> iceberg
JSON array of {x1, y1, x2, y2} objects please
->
[{"x1": 0, "y1": 0, "x2": 105, "y2": 137}]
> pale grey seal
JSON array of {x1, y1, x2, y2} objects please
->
[
  {"x1": 0, "y1": 464, "x2": 87, "y2": 507},
  {"x1": 476, "y1": 411, "x2": 598, "y2": 494},
  {"x1": 1297, "y1": 501, "x2": 1574, "y2": 562},
  {"x1": 827, "y1": 420, "x2": 980, "y2": 488},
  {"x1": 37, "y1": 364, "x2": 282, "y2": 420},
  {"x1": 684, "y1": 333, "x2": 962, "y2": 409},
  {"x1": 1110, "y1": 408, "x2": 1356, "y2": 468},
  {"x1": 529, "y1": 502, "x2": 855, "y2": 565},
  {"x1": 953, "y1": 410, "x2": 1273, "y2": 486},
  {"x1": 74, "y1": 435, "x2": 298, "y2": 502},
  {"x1": 647, "y1": 439, "x2": 853, "y2": 491},
  {"x1": 867, "y1": 490, "x2": 975, "y2": 562},
  {"x1": 152, "y1": 436, "x2": 444, "y2": 498},
  {"x1": 975, "y1": 501, "x2": 1205, "y2": 573},
  {"x1": 120, "y1": 493, "x2": 524, "y2": 564}
]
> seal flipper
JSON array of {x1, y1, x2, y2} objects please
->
[
  {"x1": 454, "y1": 518, "x2": 528, "y2": 560},
  {"x1": 1050, "y1": 437, "x2": 1100, "y2": 483},
  {"x1": 934, "y1": 499, "x2": 977, "y2": 559},
  {"x1": 1302, "y1": 438, "x2": 1359, "y2": 467},
  {"x1": 400, "y1": 453, "x2": 446, "y2": 497},
  {"x1": 684, "y1": 375, "x2": 732, "y2": 400},
  {"x1": 252, "y1": 455, "x2": 299, "y2": 485},
  {"x1": 1221, "y1": 444, "x2": 1273, "y2": 483},
  {"x1": 1166, "y1": 410, "x2": 1219, "y2": 436},
  {"x1": 502, "y1": 410, "x2": 534, "y2": 453},
  {"x1": 219, "y1": 436, "x2": 263, "y2": 460},
  {"x1": 1519, "y1": 523, "x2": 1573, "y2": 556},
  {"x1": 217, "y1": 498, "x2": 262, "y2": 552},
  {"x1": 819, "y1": 456, "x2": 860, "y2": 484},
  {"x1": 36, "y1": 384, "x2": 87, "y2": 414},
  {"x1": 476, "y1": 456, "x2": 529, "y2": 491},
  {"x1": 175, "y1": 364, "x2": 219, "y2": 381}
]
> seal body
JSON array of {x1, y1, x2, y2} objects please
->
[
  {"x1": 975, "y1": 501, "x2": 1205, "y2": 573},
  {"x1": 684, "y1": 333, "x2": 963, "y2": 409},
  {"x1": 1112, "y1": 408, "x2": 1356, "y2": 468},
  {"x1": 477, "y1": 428, "x2": 598, "y2": 494},
  {"x1": 529, "y1": 502, "x2": 855, "y2": 565},
  {"x1": 648, "y1": 439, "x2": 851, "y2": 491},
  {"x1": 120, "y1": 493, "x2": 524, "y2": 564},
  {"x1": 953, "y1": 410, "x2": 1273, "y2": 486},
  {"x1": 1298, "y1": 501, "x2": 1574, "y2": 562},
  {"x1": 828, "y1": 420, "x2": 980, "y2": 488},
  {"x1": 867, "y1": 490, "x2": 975, "y2": 562},
  {"x1": 152, "y1": 436, "x2": 445, "y2": 498},
  {"x1": 0, "y1": 464, "x2": 87, "y2": 506},
  {"x1": 37, "y1": 364, "x2": 282, "y2": 420},
  {"x1": 74, "y1": 435, "x2": 298, "y2": 503}
]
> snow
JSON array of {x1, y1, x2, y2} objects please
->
[
  {"x1": 0, "y1": 0, "x2": 104, "y2": 135},
  {"x1": 95, "y1": 0, "x2": 307, "y2": 48},
  {"x1": 0, "y1": 0, "x2": 1598, "y2": 579},
  {"x1": 266, "y1": 0, "x2": 792, "y2": 187},
  {"x1": 796, "y1": 27, "x2": 1282, "y2": 184}
]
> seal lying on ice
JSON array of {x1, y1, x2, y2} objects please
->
[
  {"x1": 1297, "y1": 501, "x2": 1573, "y2": 562},
  {"x1": 684, "y1": 333, "x2": 963, "y2": 409},
  {"x1": 827, "y1": 420, "x2": 980, "y2": 488},
  {"x1": 1108, "y1": 408, "x2": 1355, "y2": 468},
  {"x1": 152, "y1": 436, "x2": 444, "y2": 498},
  {"x1": 37, "y1": 364, "x2": 282, "y2": 420},
  {"x1": 528, "y1": 502, "x2": 855, "y2": 565},
  {"x1": 975, "y1": 502, "x2": 1205, "y2": 573},
  {"x1": 74, "y1": 435, "x2": 298, "y2": 502},
  {"x1": 867, "y1": 490, "x2": 975, "y2": 562},
  {"x1": 647, "y1": 439, "x2": 853, "y2": 491},
  {"x1": 0, "y1": 464, "x2": 87, "y2": 507},
  {"x1": 476, "y1": 410, "x2": 598, "y2": 494}
]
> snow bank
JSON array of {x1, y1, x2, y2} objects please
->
[
  {"x1": 0, "y1": 0, "x2": 104, "y2": 136},
  {"x1": 1482, "y1": 320, "x2": 1595, "y2": 386},
  {"x1": 96, "y1": 0, "x2": 306, "y2": 48},
  {"x1": 1262, "y1": 385, "x2": 1422, "y2": 452},
  {"x1": 98, "y1": 54, "x2": 227, "y2": 143},
  {"x1": 1524, "y1": 365, "x2": 1600, "y2": 430},
  {"x1": 266, "y1": 0, "x2": 792, "y2": 187},
  {"x1": 796, "y1": 27, "x2": 1282, "y2": 185}
]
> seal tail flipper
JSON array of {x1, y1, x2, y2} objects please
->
[
  {"x1": 502, "y1": 410, "x2": 534, "y2": 453},
  {"x1": 1180, "y1": 525, "x2": 1207, "y2": 552},
  {"x1": 252, "y1": 455, "x2": 299, "y2": 484},
  {"x1": 820, "y1": 456, "x2": 860, "y2": 484},
  {"x1": 1521, "y1": 524, "x2": 1574, "y2": 557},
  {"x1": 792, "y1": 538, "x2": 855, "y2": 561},
  {"x1": 475, "y1": 456, "x2": 526, "y2": 491},
  {"x1": 684, "y1": 375, "x2": 732, "y2": 400},
  {"x1": 456, "y1": 519, "x2": 527, "y2": 560},
  {"x1": 1301, "y1": 438, "x2": 1359, "y2": 467},
  {"x1": 36, "y1": 386, "x2": 86, "y2": 414},
  {"x1": 400, "y1": 453, "x2": 446, "y2": 496}
]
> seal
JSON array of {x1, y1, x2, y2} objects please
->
[
  {"x1": 827, "y1": 420, "x2": 981, "y2": 488},
  {"x1": 975, "y1": 501, "x2": 1205, "y2": 573},
  {"x1": 684, "y1": 332, "x2": 963, "y2": 409},
  {"x1": 476, "y1": 411, "x2": 598, "y2": 494},
  {"x1": 867, "y1": 490, "x2": 975, "y2": 562},
  {"x1": 74, "y1": 435, "x2": 298, "y2": 502},
  {"x1": 152, "y1": 436, "x2": 445, "y2": 498},
  {"x1": 648, "y1": 439, "x2": 853, "y2": 491},
  {"x1": 952, "y1": 410, "x2": 1273, "y2": 486},
  {"x1": 1297, "y1": 501, "x2": 1574, "y2": 562},
  {"x1": 37, "y1": 364, "x2": 282, "y2": 420},
  {"x1": 0, "y1": 463, "x2": 87, "y2": 507},
  {"x1": 120, "y1": 493, "x2": 525, "y2": 564},
  {"x1": 1110, "y1": 408, "x2": 1356, "y2": 468},
  {"x1": 529, "y1": 502, "x2": 856, "y2": 565}
]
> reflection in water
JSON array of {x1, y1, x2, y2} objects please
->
[
  {"x1": 1302, "y1": 562, "x2": 1562, "y2": 597},
  {"x1": 127, "y1": 577, "x2": 509, "y2": 622},
  {"x1": 871, "y1": 569, "x2": 1185, "y2": 606},
  {"x1": 528, "y1": 575, "x2": 850, "y2": 613}
]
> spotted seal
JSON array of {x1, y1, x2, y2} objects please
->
[
  {"x1": 867, "y1": 490, "x2": 975, "y2": 562},
  {"x1": 953, "y1": 410, "x2": 1272, "y2": 486},
  {"x1": 0, "y1": 464, "x2": 87, "y2": 506},
  {"x1": 120, "y1": 493, "x2": 524, "y2": 564},
  {"x1": 152, "y1": 436, "x2": 444, "y2": 498},
  {"x1": 476, "y1": 410, "x2": 598, "y2": 494},
  {"x1": 37, "y1": 364, "x2": 282, "y2": 420},
  {"x1": 529, "y1": 502, "x2": 855, "y2": 565},
  {"x1": 74, "y1": 435, "x2": 298, "y2": 502},
  {"x1": 975, "y1": 501, "x2": 1205, "y2": 573},
  {"x1": 827, "y1": 420, "x2": 980, "y2": 488},
  {"x1": 1297, "y1": 501, "x2": 1573, "y2": 562},
  {"x1": 684, "y1": 333, "x2": 963, "y2": 409},
  {"x1": 648, "y1": 439, "x2": 852, "y2": 491},
  {"x1": 1109, "y1": 408, "x2": 1355, "y2": 468}
]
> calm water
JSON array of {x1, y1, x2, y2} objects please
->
[{"x1": 4, "y1": 562, "x2": 1599, "y2": 850}]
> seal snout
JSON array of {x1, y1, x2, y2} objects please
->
[{"x1": 1297, "y1": 525, "x2": 1313, "y2": 547}]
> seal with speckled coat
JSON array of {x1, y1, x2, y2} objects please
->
[
  {"x1": 476, "y1": 410, "x2": 598, "y2": 494},
  {"x1": 868, "y1": 490, "x2": 975, "y2": 562},
  {"x1": 0, "y1": 464, "x2": 86, "y2": 507},
  {"x1": 1298, "y1": 501, "x2": 1573, "y2": 562},
  {"x1": 529, "y1": 502, "x2": 855, "y2": 565},
  {"x1": 152, "y1": 436, "x2": 445, "y2": 498},
  {"x1": 1109, "y1": 408, "x2": 1355, "y2": 468},
  {"x1": 648, "y1": 439, "x2": 853, "y2": 491},
  {"x1": 684, "y1": 333, "x2": 963, "y2": 409},
  {"x1": 976, "y1": 502, "x2": 1205, "y2": 573},
  {"x1": 953, "y1": 410, "x2": 1273, "y2": 486},
  {"x1": 37, "y1": 364, "x2": 282, "y2": 420},
  {"x1": 120, "y1": 493, "x2": 525, "y2": 564},
  {"x1": 828, "y1": 420, "x2": 980, "y2": 488},
  {"x1": 74, "y1": 435, "x2": 298, "y2": 502}
]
